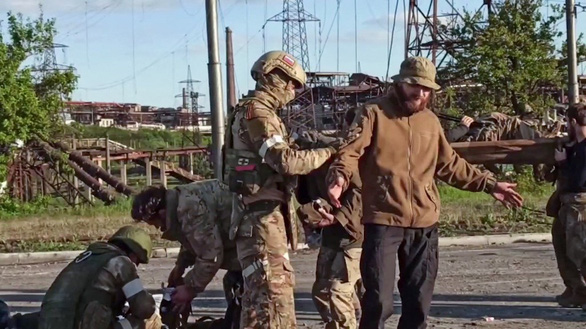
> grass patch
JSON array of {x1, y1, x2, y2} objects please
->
[
  {"x1": 0, "y1": 197, "x2": 131, "y2": 221},
  {"x1": 437, "y1": 179, "x2": 554, "y2": 237},
  {"x1": 0, "y1": 168, "x2": 557, "y2": 252}
]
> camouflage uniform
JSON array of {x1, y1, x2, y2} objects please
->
[
  {"x1": 162, "y1": 179, "x2": 241, "y2": 296},
  {"x1": 38, "y1": 227, "x2": 160, "y2": 329},
  {"x1": 296, "y1": 146, "x2": 363, "y2": 329},
  {"x1": 545, "y1": 167, "x2": 586, "y2": 307},
  {"x1": 558, "y1": 192, "x2": 586, "y2": 307},
  {"x1": 223, "y1": 51, "x2": 334, "y2": 328},
  {"x1": 458, "y1": 112, "x2": 541, "y2": 142}
]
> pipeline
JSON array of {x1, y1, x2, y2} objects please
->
[
  {"x1": 37, "y1": 141, "x2": 116, "y2": 204},
  {"x1": 51, "y1": 141, "x2": 135, "y2": 196}
]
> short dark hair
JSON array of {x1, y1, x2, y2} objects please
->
[
  {"x1": 567, "y1": 103, "x2": 586, "y2": 126},
  {"x1": 131, "y1": 185, "x2": 167, "y2": 222}
]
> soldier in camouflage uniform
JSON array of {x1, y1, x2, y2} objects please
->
[
  {"x1": 295, "y1": 117, "x2": 363, "y2": 329},
  {"x1": 131, "y1": 180, "x2": 241, "y2": 314},
  {"x1": 454, "y1": 111, "x2": 541, "y2": 143},
  {"x1": 38, "y1": 226, "x2": 160, "y2": 329},
  {"x1": 223, "y1": 51, "x2": 335, "y2": 328}
]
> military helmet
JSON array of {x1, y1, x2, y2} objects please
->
[
  {"x1": 108, "y1": 226, "x2": 153, "y2": 264},
  {"x1": 250, "y1": 51, "x2": 307, "y2": 88}
]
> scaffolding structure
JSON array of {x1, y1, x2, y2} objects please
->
[{"x1": 405, "y1": 0, "x2": 494, "y2": 74}]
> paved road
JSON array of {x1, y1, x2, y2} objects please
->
[{"x1": 2, "y1": 243, "x2": 586, "y2": 328}]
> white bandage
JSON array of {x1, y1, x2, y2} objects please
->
[
  {"x1": 122, "y1": 278, "x2": 144, "y2": 299},
  {"x1": 259, "y1": 135, "x2": 285, "y2": 158},
  {"x1": 117, "y1": 318, "x2": 132, "y2": 329}
]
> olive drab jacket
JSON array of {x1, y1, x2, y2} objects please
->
[
  {"x1": 327, "y1": 89, "x2": 497, "y2": 228},
  {"x1": 224, "y1": 90, "x2": 334, "y2": 248},
  {"x1": 162, "y1": 180, "x2": 240, "y2": 294},
  {"x1": 38, "y1": 242, "x2": 155, "y2": 329}
]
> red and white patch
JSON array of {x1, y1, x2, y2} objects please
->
[
  {"x1": 283, "y1": 55, "x2": 295, "y2": 67},
  {"x1": 244, "y1": 103, "x2": 255, "y2": 120}
]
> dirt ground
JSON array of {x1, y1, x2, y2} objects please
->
[{"x1": 2, "y1": 242, "x2": 586, "y2": 328}]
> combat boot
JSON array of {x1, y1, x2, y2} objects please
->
[
  {"x1": 557, "y1": 288, "x2": 586, "y2": 308},
  {"x1": 0, "y1": 300, "x2": 15, "y2": 329}
]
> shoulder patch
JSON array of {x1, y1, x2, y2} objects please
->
[
  {"x1": 244, "y1": 103, "x2": 255, "y2": 120},
  {"x1": 244, "y1": 103, "x2": 274, "y2": 121}
]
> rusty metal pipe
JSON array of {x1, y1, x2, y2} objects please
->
[{"x1": 51, "y1": 141, "x2": 135, "y2": 196}]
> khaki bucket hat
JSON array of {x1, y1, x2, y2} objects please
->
[{"x1": 391, "y1": 57, "x2": 441, "y2": 90}]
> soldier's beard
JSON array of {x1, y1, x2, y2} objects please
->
[{"x1": 395, "y1": 84, "x2": 430, "y2": 114}]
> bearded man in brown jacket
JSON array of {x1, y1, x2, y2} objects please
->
[{"x1": 326, "y1": 57, "x2": 524, "y2": 329}]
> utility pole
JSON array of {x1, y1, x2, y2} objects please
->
[
  {"x1": 206, "y1": 0, "x2": 225, "y2": 179},
  {"x1": 226, "y1": 27, "x2": 237, "y2": 117},
  {"x1": 567, "y1": 0, "x2": 579, "y2": 104}
]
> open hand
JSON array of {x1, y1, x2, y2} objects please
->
[
  {"x1": 491, "y1": 182, "x2": 523, "y2": 208},
  {"x1": 328, "y1": 175, "x2": 346, "y2": 208},
  {"x1": 461, "y1": 116, "x2": 474, "y2": 127}
]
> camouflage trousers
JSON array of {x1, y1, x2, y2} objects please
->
[
  {"x1": 80, "y1": 302, "x2": 162, "y2": 329},
  {"x1": 552, "y1": 214, "x2": 586, "y2": 294},
  {"x1": 312, "y1": 247, "x2": 362, "y2": 329},
  {"x1": 559, "y1": 193, "x2": 586, "y2": 297},
  {"x1": 236, "y1": 201, "x2": 296, "y2": 329}
]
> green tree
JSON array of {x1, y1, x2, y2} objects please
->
[
  {"x1": 0, "y1": 10, "x2": 77, "y2": 180},
  {"x1": 440, "y1": 0, "x2": 568, "y2": 116}
]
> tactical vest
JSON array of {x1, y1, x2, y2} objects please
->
[
  {"x1": 222, "y1": 99, "x2": 278, "y2": 196},
  {"x1": 38, "y1": 243, "x2": 125, "y2": 329}
]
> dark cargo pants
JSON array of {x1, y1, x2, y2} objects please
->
[{"x1": 359, "y1": 224, "x2": 439, "y2": 329}]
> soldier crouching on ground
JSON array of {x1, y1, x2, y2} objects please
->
[
  {"x1": 549, "y1": 103, "x2": 586, "y2": 309},
  {"x1": 37, "y1": 226, "x2": 160, "y2": 329},
  {"x1": 131, "y1": 180, "x2": 242, "y2": 326},
  {"x1": 223, "y1": 51, "x2": 335, "y2": 328}
]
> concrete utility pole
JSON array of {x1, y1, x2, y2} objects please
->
[
  {"x1": 566, "y1": 0, "x2": 579, "y2": 104},
  {"x1": 206, "y1": 0, "x2": 225, "y2": 179},
  {"x1": 226, "y1": 27, "x2": 237, "y2": 117}
]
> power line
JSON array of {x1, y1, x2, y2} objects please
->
[
  {"x1": 337, "y1": 0, "x2": 341, "y2": 71},
  {"x1": 179, "y1": 0, "x2": 199, "y2": 16},
  {"x1": 79, "y1": 23, "x2": 206, "y2": 90},
  {"x1": 354, "y1": 0, "x2": 358, "y2": 73},
  {"x1": 385, "y1": 0, "x2": 400, "y2": 83},
  {"x1": 132, "y1": 0, "x2": 137, "y2": 94},
  {"x1": 85, "y1": 0, "x2": 89, "y2": 67},
  {"x1": 316, "y1": 2, "x2": 341, "y2": 71}
]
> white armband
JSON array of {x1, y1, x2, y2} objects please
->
[
  {"x1": 259, "y1": 135, "x2": 285, "y2": 158},
  {"x1": 122, "y1": 278, "x2": 144, "y2": 299},
  {"x1": 117, "y1": 318, "x2": 132, "y2": 329}
]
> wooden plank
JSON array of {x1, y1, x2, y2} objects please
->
[{"x1": 450, "y1": 137, "x2": 569, "y2": 165}]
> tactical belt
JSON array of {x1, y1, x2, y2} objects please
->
[{"x1": 245, "y1": 200, "x2": 282, "y2": 213}]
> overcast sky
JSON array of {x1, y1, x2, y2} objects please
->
[{"x1": 1, "y1": 0, "x2": 584, "y2": 109}]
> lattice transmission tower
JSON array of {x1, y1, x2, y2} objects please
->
[
  {"x1": 405, "y1": 0, "x2": 495, "y2": 71},
  {"x1": 264, "y1": 0, "x2": 320, "y2": 71}
]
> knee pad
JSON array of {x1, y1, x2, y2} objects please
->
[{"x1": 80, "y1": 302, "x2": 112, "y2": 329}]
